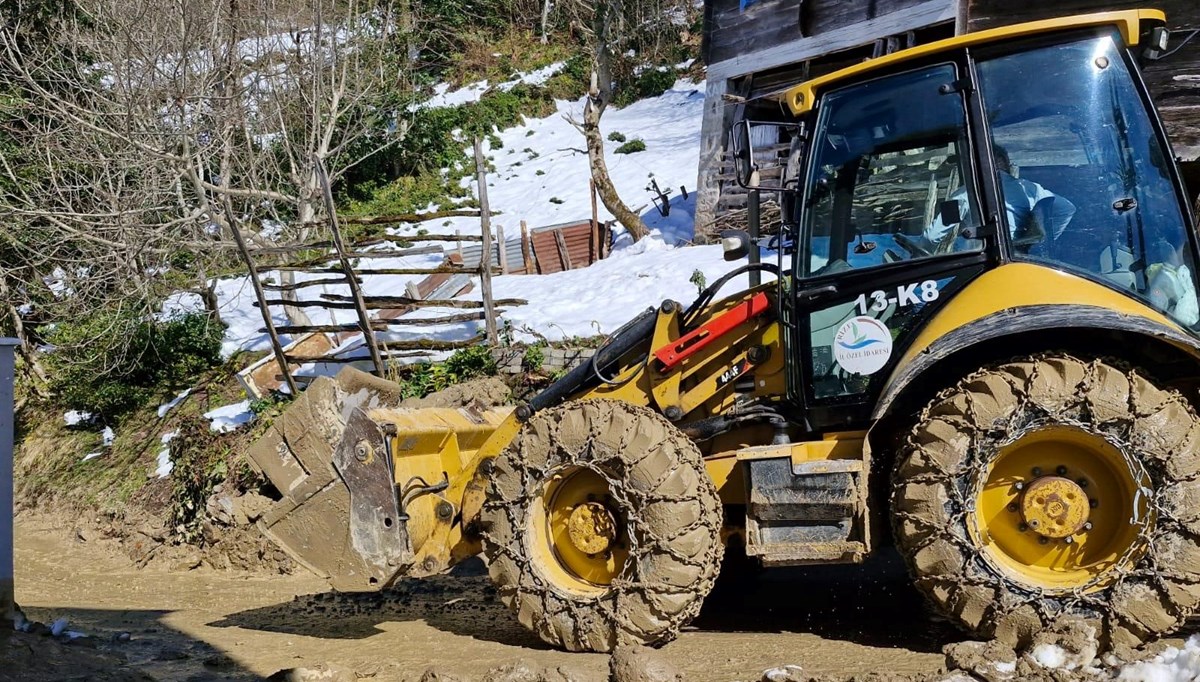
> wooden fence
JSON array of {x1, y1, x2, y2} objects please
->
[
  {"x1": 228, "y1": 144, "x2": 619, "y2": 398},
  {"x1": 230, "y1": 141, "x2": 529, "y2": 397}
]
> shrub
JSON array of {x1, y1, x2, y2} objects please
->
[
  {"x1": 607, "y1": 131, "x2": 627, "y2": 143},
  {"x1": 395, "y1": 345, "x2": 498, "y2": 399},
  {"x1": 521, "y1": 344, "x2": 546, "y2": 371},
  {"x1": 613, "y1": 68, "x2": 678, "y2": 108},
  {"x1": 47, "y1": 309, "x2": 224, "y2": 419},
  {"x1": 614, "y1": 139, "x2": 646, "y2": 155}
]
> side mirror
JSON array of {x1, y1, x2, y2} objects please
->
[
  {"x1": 938, "y1": 200, "x2": 962, "y2": 225},
  {"x1": 720, "y1": 230, "x2": 751, "y2": 262},
  {"x1": 1142, "y1": 26, "x2": 1170, "y2": 61},
  {"x1": 730, "y1": 119, "x2": 804, "y2": 191}
]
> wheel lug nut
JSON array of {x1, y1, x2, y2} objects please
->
[
  {"x1": 1018, "y1": 522, "x2": 1029, "y2": 532},
  {"x1": 1032, "y1": 467, "x2": 1042, "y2": 477},
  {"x1": 1089, "y1": 499, "x2": 1099, "y2": 509},
  {"x1": 1077, "y1": 478, "x2": 1088, "y2": 488},
  {"x1": 1039, "y1": 536, "x2": 1049, "y2": 545},
  {"x1": 1056, "y1": 466, "x2": 1068, "y2": 476},
  {"x1": 1007, "y1": 503, "x2": 1019, "y2": 512},
  {"x1": 1014, "y1": 481, "x2": 1025, "y2": 491},
  {"x1": 1063, "y1": 536, "x2": 1074, "y2": 544},
  {"x1": 1028, "y1": 519, "x2": 1040, "y2": 529},
  {"x1": 1083, "y1": 522, "x2": 1093, "y2": 531}
]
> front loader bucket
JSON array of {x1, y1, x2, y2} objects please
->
[{"x1": 245, "y1": 367, "x2": 510, "y2": 592}]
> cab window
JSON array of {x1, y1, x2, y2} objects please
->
[
  {"x1": 801, "y1": 64, "x2": 982, "y2": 278},
  {"x1": 977, "y1": 35, "x2": 1199, "y2": 327}
]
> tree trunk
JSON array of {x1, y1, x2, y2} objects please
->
[
  {"x1": 583, "y1": 1, "x2": 649, "y2": 243},
  {"x1": 583, "y1": 94, "x2": 648, "y2": 242},
  {"x1": 540, "y1": 0, "x2": 552, "y2": 44},
  {"x1": 0, "y1": 274, "x2": 48, "y2": 399}
]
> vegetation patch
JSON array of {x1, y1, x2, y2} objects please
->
[
  {"x1": 391, "y1": 345, "x2": 499, "y2": 399},
  {"x1": 46, "y1": 311, "x2": 224, "y2": 420},
  {"x1": 614, "y1": 139, "x2": 647, "y2": 155}
]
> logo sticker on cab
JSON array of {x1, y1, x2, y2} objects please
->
[{"x1": 833, "y1": 316, "x2": 893, "y2": 376}]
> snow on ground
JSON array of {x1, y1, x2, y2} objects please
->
[
  {"x1": 204, "y1": 401, "x2": 255, "y2": 433},
  {"x1": 155, "y1": 431, "x2": 178, "y2": 478},
  {"x1": 1119, "y1": 636, "x2": 1200, "y2": 681},
  {"x1": 162, "y1": 74, "x2": 765, "y2": 382},
  {"x1": 393, "y1": 78, "x2": 706, "y2": 247},
  {"x1": 101, "y1": 426, "x2": 115, "y2": 447},
  {"x1": 417, "y1": 61, "x2": 565, "y2": 110},
  {"x1": 63, "y1": 410, "x2": 94, "y2": 427},
  {"x1": 157, "y1": 388, "x2": 193, "y2": 418}
]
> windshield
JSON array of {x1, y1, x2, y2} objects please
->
[
  {"x1": 977, "y1": 35, "x2": 1199, "y2": 328},
  {"x1": 800, "y1": 64, "x2": 982, "y2": 278}
]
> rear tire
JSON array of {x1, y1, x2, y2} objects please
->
[
  {"x1": 481, "y1": 400, "x2": 723, "y2": 652},
  {"x1": 892, "y1": 354, "x2": 1200, "y2": 649}
]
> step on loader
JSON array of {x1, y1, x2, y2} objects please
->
[{"x1": 247, "y1": 9, "x2": 1200, "y2": 653}]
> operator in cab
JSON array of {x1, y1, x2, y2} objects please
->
[{"x1": 924, "y1": 146, "x2": 1076, "y2": 247}]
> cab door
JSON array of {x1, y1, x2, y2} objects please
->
[{"x1": 786, "y1": 60, "x2": 996, "y2": 430}]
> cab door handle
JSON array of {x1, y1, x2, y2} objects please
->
[{"x1": 797, "y1": 284, "x2": 838, "y2": 303}]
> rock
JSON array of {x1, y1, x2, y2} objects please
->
[
  {"x1": 483, "y1": 662, "x2": 544, "y2": 682},
  {"x1": 234, "y1": 491, "x2": 274, "y2": 523},
  {"x1": 761, "y1": 665, "x2": 806, "y2": 682},
  {"x1": 111, "y1": 632, "x2": 132, "y2": 643},
  {"x1": 609, "y1": 644, "x2": 684, "y2": 682},
  {"x1": 153, "y1": 647, "x2": 190, "y2": 661},
  {"x1": 170, "y1": 548, "x2": 203, "y2": 572},
  {"x1": 1022, "y1": 618, "x2": 1099, "y2": 673},
  {"x1": 420, "y1": 670, "x2": 467, "y2": 682},
  {"x1": 266, "y1": 664, "x2": 359, "y2": 682},
  {"x1": 943, "y1": 640, "x2": 1018, "y2": 682}
]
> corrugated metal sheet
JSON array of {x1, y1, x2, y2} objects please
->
[
  {"x1": 458, "y1": 238, "x2": 529, "y2": 274},
  {"x1": 531, "y1": 220, "x2": 600, "y2": 274}
]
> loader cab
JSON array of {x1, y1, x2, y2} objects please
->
[{"x1": 734, "y1": 10, "x2": 1200, "y2": 432}]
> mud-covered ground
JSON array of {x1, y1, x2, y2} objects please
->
[
  {"x1": 12, "y1": 511, "x2": 1200, "y2": 681},
  {"x1": 8, "y1": 510, "x2": 971, "y2": 682}
]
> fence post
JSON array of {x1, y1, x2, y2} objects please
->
[
  {"x1": 1, "y1": 338, "x2": 17, "y2": 623},
  {"x1": 474, "y1": 140, "x2": 499, "y2": 346},
  {"x1": 313, "y1": 155, "x2": 387, "y2": 378},
  {"x1": 224, "y1": 197, "x2": 299, "y2": 396}
]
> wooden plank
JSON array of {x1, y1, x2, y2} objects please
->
[
  {"x1": 475, "y1": 139, "x2": 499, "y2": 346},
  {"x1": 314, "y1": 155, "x2": 385, "y2": 377},
  {"x1": 223, "y1": 195, "x2": 298, "y2": 396},
  {"x1": 261, "y1": 276, "x2": 353, "y2": 291},
  {"x1": 496, "y1": 225, "x2": 508, "y2": 274},
  {"x1": 521, "y1": 220, "x2": 535, "y2": 274},
  {"x1": 706, "y1": 0, "x2": 956, "y2": 80},
  {"x1": 554, "y1": 229, "x2": 573, "y2": 270},
  {"x1": 275, "y1": 265, "x2": 500, "y2": 275}
]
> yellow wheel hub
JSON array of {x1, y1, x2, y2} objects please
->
[
  {"x1": 567, "y1": 502, "x2": 617, "y2": 555},
  {"x1": 529, "y1": 466, "x2": 630, "y2": 594},
  {"x1": 970, "y1": 426, "x2": 1152, "y2": 592},
  {"x1": 1019, "y1": 476, "x2": 1089, "y2": 538}
]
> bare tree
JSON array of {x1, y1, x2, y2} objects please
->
[
  {"x1": 0, "y1": 0, "x2": 408, "y2": 330},
  {"x1": 563, "y1": 0, "x2": 698, "y2": 243}
]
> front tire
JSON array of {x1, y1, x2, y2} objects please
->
[
  {"x1": 481, "y1": 400, "x2": 723, "y2": 652},
  {"x1": 892, "y1": 354, "x2": 1200, "y2": 649}
]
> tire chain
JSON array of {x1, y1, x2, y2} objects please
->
[
  {"x1": 891, "y1": 353, "x2": 1200, "y2": 648},
  {"x1": 481, "y1": 400, "x2": 723, "y2": 652}
]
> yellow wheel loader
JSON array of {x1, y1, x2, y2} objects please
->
[{"x1": 246, "y1": 9, "x2": 1200, "y2": 653}]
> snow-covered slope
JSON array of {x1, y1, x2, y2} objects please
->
[{"x1": 164, "y1": 73, "x2": 766, "y2": 396}]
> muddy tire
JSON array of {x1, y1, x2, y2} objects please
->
[
  {"x1": 892, "y1": 354, "x2": 1200, "y2": 649},
  {"x1": 480, "y1": 400, "x2": 723, "y2": 652}
]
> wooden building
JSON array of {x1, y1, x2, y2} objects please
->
[{"x1": 696, "y1": 0, "x2": 1200, "y2": 238}]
